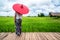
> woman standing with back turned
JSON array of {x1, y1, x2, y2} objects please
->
[
  {"x1": 15, "y1": 12, "x2": 22, "y2": 36},
  {"x1": 13, "y1": 4, "x2": 29, "y2": 36}
]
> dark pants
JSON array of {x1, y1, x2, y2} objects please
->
[{"x1": 15, "y1": 19, "x2": 22, "y2": 34}]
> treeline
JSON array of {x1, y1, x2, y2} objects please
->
[
  {"x1": 38, "y1": 13, "x2": 45, "y2": 17},
  {"x1": 27, "y1": 12, "x2": 60, "y2": 18}
]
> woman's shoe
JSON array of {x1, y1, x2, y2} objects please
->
[{"x1": 16, "y1": 32, "x2": 21, "y2": 36}]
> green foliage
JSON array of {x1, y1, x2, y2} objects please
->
[
  {"x1": 40, "y1": 13, "x2": 45, "y2": 17},
  {"x1": 0, "y1": 16, "x2": 60, "y2": 32},
  {"x1": 38, "y1": 14, "x2": 40, "y2": 17},
  {"x1": 49, "y1": 12, "x2": 52, "y2": 17},
  {"x1": 38, "y1": 13, "x2": 45, "y2": 17}
]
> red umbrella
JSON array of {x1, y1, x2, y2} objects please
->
[{"x1": 13, "y1": 4, "x2": 29, "y2": 14}]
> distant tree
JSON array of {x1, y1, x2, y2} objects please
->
[
  {"x1": 40, "y1": 13, "x2": 44, "y2": 17},
  {"x1": 38, "y1": 14, "x2": 41, "y2": 17},
  {"x1": 49, "y1": 12, "x2": 52, "y2": 17},
  {"x1": 38, "y1": 13, "x2": 45, "y2": 17}
]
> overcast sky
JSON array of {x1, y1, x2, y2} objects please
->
[{"x1": 0, "y1": 0, "x2": 60, "y2": 16}]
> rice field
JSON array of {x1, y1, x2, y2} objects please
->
[{"x1": 0, "y1": 16, "x2": 60, "y2": 32}]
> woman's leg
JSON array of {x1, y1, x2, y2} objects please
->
[
  {"x1": 15, "y1": 19, "x2": 20, "y2": 36},
  {"x1": 19, "y1": 19, "x2": 22, "y2": 34},
  {"x1": 15, "y1": 19, "x2": 22, "y2": 36}
]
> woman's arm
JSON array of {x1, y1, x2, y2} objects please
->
[{"x1": 14, "y1": 12, "x2": 16, "y2": 22}]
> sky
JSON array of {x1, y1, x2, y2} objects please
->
[{"x1": 0, "y1": 0, "x2": 60, "y2": 16}]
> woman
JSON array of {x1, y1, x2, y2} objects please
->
[
  {"x1": 13, "y1": 4, "x2": 29, "y2": 36},
  {"x1": 15, "y1": 12, "x2": 22, "y2": 36}
]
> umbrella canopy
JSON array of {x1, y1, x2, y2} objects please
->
[{"x1": 13, "y1": 4, "x2": 29, "y2": 14}]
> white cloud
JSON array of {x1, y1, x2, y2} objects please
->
[
  {"x1": 0, "y1": 0, "x2": 60, "y2": 16},
  {"x1": 51, "y1": 0, "x2": 60, "y2": 6}
]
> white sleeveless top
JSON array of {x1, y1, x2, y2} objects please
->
[{"x1": 15, "y1": 13, "x2": 22, "y2": 19}]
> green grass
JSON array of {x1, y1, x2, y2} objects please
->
[{"x1": 0, "y1": 16, "x2": 60, "y2": 32}]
